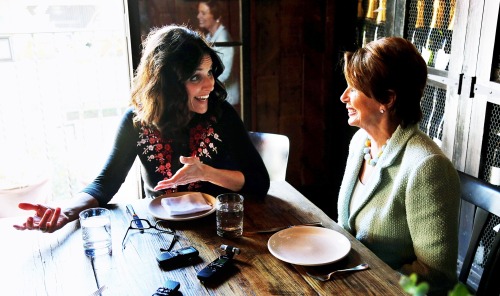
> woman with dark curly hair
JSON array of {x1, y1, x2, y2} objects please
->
[{"x1": 14, "y1": 25, "x2": 270, "y2": 233}]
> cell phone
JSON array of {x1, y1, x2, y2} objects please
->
[
  {"x1": 152, "y1": 279, "x2": 180, "y2": 296},
  {"x1": 156, "y1": 246, "x2": 199, "y2": 269}
]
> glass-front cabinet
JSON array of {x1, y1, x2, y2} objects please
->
[
  {"x1": 460, "y1": 0, "x2": 500, "y2": 289},
  {"x1": 356, "y1": 0, "x2": 458, "y2": 158}
]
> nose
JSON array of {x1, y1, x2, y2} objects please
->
[
  {"x1": 202, "y1": 75, "x2": 215, "y2": 91},
  {"x1": 340, "y1": 87, "x2": 350, "y2": 103}
]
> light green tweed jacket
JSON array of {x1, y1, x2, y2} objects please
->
[{"x1": 338, "y1": 124, "x2": 460, "y2": 293}]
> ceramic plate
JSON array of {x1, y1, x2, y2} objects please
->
[
  {"x1": 268, "y1": 226, "x2": 351, "y2": 266},
  {"x1": 148, "y1": 192, "x2": 216, "y2": 221}
]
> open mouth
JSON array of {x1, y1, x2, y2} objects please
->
[
  {"x1": 195, "y1": 95, "x2": 209, "y2": 102},
  {"x1": 346, "y1": 108, "x2": 356, "y2": 116}
]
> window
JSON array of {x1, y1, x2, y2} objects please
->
[{"x1": 0, "y1": 0, "x2": 135, "y2": 208}]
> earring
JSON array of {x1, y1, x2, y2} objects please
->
[{"x1": 380, "y1": 109, "x2": 385, "y2": 114}]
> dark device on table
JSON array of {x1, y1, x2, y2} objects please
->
[
  {"x1": 156, "y1": 246, "x2": 199, "y2": 269},
  {"x1": 197, "y1": 244, "x2": 240, "y2": 283},
  {"x1": 152, "y1": 279, "x2": 180, "y2": 296}
]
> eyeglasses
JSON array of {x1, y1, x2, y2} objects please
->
[{"x1": 121, "y1": 219, "x2": 176, "y2": 250}]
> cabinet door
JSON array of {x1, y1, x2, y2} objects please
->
[
  {"x1": 404, "y1": 0, "x2": 463, "y2": 161},
  {"x1": 445, "y1": 0, "x2": 500, "y2": 290},
  {"x1": 466, "y1": 0, "x2": 500, "y2": 180}
]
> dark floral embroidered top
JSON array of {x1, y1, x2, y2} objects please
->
[{"x1": 82, "y1": 102, "x2": 270, "y2": 205}]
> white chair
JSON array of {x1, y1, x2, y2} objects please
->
[{"x1": 248, "y1": 131, "x2": 290, "y2": 181}]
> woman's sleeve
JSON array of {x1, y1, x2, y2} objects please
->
[
  {"x1": 81, "y1": 109, "x2": 138, "y2": 205},
  {"x1": 220, "y1": 103, "x2": 270, "y2": 198},
  {"x1": 402, "y1": 154, "x2": 460, "y2": 292}
]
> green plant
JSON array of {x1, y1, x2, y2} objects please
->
[{"x1": 399, "y1": 273, "x2": 472, "y2": 296}]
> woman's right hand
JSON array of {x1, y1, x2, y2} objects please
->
[{"x1": 13, "y1": 203, "x2": 70, "y2": 233}]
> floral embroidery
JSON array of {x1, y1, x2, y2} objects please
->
[
  {"x1": 137, "y1": 116, "x2": 222, "y2": 191},
  {"x1": 138, "y1": 127, "x2": 174, "y2": 178},
  {"x1": 190, "y1": 122, "x2": 221, "y2": 159}
]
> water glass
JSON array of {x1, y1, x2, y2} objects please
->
[
  {"x1": 79, "y1": 207, "x2": 112, "y2": 257},
  {"x1": 216, "y1": 193, "x2": 244, "y2": 238}
]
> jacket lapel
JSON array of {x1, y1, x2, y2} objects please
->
[{"x1": 347, "y1": 125, "x2": 417, "y2": 229}]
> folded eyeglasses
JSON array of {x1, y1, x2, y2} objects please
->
[{"x1": 121, "y1": 219, "x2": 177, "y2": 250}]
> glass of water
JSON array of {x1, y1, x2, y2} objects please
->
[
  {"x1": 79, "y1": 207, "x2": 112, "y2": 257},
  {"x1": 216, "y1": 193, "x2": 244, "y2": 238}
]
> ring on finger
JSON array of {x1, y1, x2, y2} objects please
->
[{"x1": 40, "y1": 227, "x2": 47, "y2": 232}]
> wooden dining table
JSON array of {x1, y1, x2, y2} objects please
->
[{"x1": 0, "y1": 180, "x2": 406, "y2": 295}]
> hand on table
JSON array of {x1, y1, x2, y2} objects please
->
[{"x1": 13, "y1": 203, "x2": 70, "y2": 233}]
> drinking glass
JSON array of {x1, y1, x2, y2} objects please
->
[
  {"x1": 79, "y1": 207, "x2": 112, "y2": 257},
  {"x1": 216, "y1": 193, "x2": 244, "y2": 238}
]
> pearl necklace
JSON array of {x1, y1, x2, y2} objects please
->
[{"x1": 363, "y1": 138, "x2": 388, "y2": 167}]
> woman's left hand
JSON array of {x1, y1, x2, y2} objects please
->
[{"x1": 154, "y1": 156, "x2": 205, "y2": 190}]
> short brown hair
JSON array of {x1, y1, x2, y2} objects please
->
[{"x1": 343, "y1": 37, "x2": 427, "y2": 127}]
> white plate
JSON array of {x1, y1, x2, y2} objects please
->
[
  {"x1": 267, "y1": 226, "x2": 351, "y2": 266},
  {"x1": 148, "y1": 192, "x2": 216, "y2": 221}
]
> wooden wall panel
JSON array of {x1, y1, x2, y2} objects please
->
[{"x1": 252, "y1": 0, "x2": 357, "y2": 218}]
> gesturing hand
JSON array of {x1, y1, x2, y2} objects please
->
[
  {"x1": 13, "y1": 203, "x2": 70, "y2": 233},
  {"x1": 154, "y1": 156, "x2": 206, "y2": 191}
]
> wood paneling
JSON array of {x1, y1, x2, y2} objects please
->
[{"x1": 252, "y1": 0, "x2": 357, "y2": 218}]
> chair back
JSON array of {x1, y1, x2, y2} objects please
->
[
  {"x1": 458, "y1": 171, "x2": 500, "y2": 295},
  {"x1": 248, "y1": 131, "x2": 290, "y2": 181}
]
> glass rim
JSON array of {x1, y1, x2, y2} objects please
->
[
  {"x1": 216, "y1": 193, "x2": 244, "y2": 202},
  {"x1": 78, "y1": 207, "x2": 111, "y2": 219}
]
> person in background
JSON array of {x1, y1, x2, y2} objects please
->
[
  {"x1": 197, "y1": 0, "x2": 240, "y2": 107},
  {"x1": 14, "y1": 24, "x2": 269, "y2": 233},
  {"x1": 338, "y1": 37, "x2": 459, "y2": 294}
]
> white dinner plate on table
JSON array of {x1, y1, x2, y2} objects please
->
[
  {"x1": 148, "y1": 192, "x2": 216, "y2": 221},
  {"x1": 267, "y1": 226, "x2": 351, "y2": 266}
]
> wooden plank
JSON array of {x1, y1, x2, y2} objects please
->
[
  {"x1": 462, "y1": 0, "x2": 485, "y2": 76},
  {"x1": 255, "y1": 75, "x2": 280, "y2": 131},
  {"x1": 0, "y1": 219, "x2": 97, "y2": 295}
]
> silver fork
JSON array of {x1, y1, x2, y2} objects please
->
[{"x1": 306, "y1": 263, "x2": 369, "y2": 281}]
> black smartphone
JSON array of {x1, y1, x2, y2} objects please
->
[
  {"x1": 152, "y1": 279, "x2": 180, "y2": 296},
  {"x1": 156, "y1": 246, "x2": 199, "y2": 269}
]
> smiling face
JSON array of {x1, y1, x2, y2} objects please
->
[
  {"x1": 197, "y1": 3, "x2": 218, "y2": 32},
  {"x1": 340, "y1": 85, "x2": 383, "y2": 130},
  {"x1": 185, "y1": 54, "x2": 214, "y2": 114}
]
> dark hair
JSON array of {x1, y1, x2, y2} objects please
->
[
  {"x1": 130, "y1": 24, "x2": 227, "y2": 136},
  {"x1": 343, "y1": 37, "x2": 428, "y2": 127}
]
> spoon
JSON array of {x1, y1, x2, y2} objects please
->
[{"x1": 306, "y1": 263, "x2": 369, "y2": 281}]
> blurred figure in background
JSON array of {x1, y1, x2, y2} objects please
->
[{"x1": 197, "y1": 0, "x2": 240, "y2": 107}]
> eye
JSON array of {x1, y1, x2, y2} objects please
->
[{"x1": 189, "y1": 74, "x2": 201, "y2": 82}]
